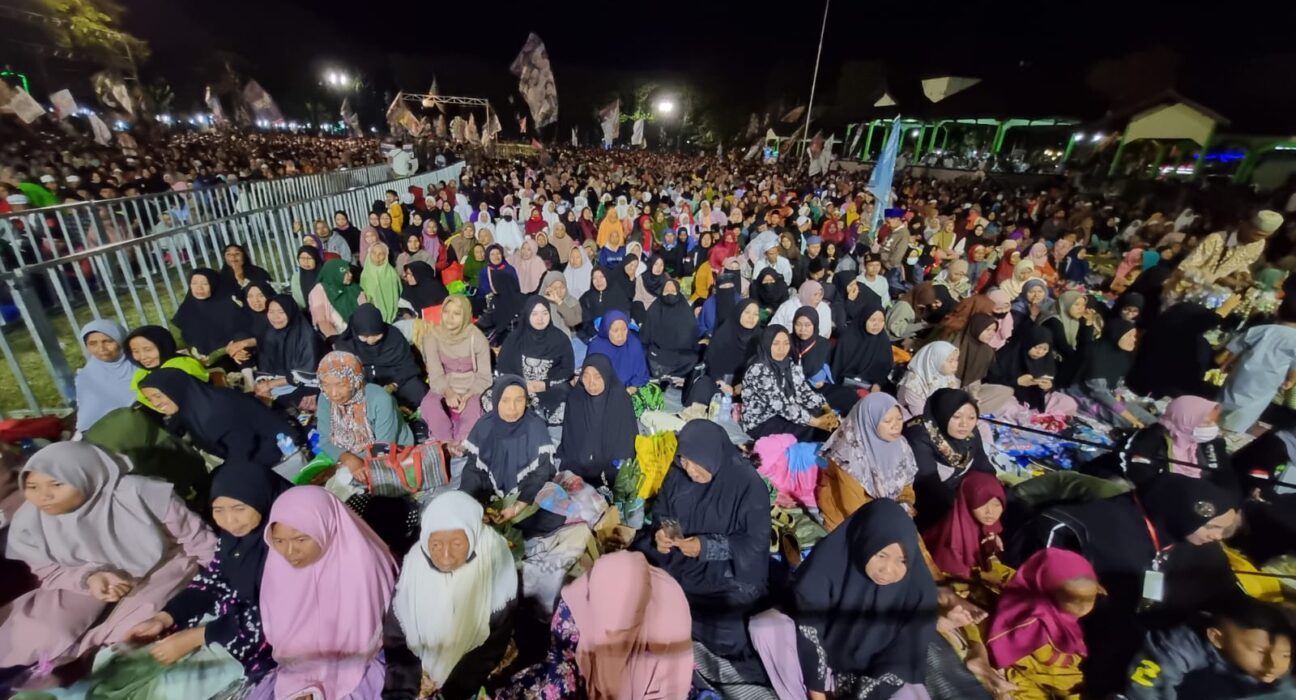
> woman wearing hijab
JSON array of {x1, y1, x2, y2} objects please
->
[
  {"x1": 395, "y1": 491, "x2": 518, "y2": 700},
  {"x1": 539, "y1": 270, "x2": 583, "y2": 342},
  {"x1": 903, "y1": 388, "x2": 995, "y2": 531},
  {"x1": 1027, "y1": 242, "x2": 1057, "y2": 286},
  {"x1": 886, "y1": 282, "x2": 941, "y2": 344},
  {"x1": 998, "y1": 258, "x2": 1036, "y2": 299},
  {"x1": 461, "y1": 375, "x2": 567, "y2": 535},
  {"x1": 140, "y1": 367, "x2": 302, "y2": 466},
  {"x1": 1065, "y1": 317, "x2": 1153, "y2": 429},
  {"x1": 224, "y1": 280, "x2": 276, "y2": 365},
  {"x1": 478, "y1": 270, "x2": 526, "y2": 344},
  {"x1": 332, "y1": 304, "x2": 428, "y2": 409},
  {"x1": 311, "y1": 259, "x2": 365, "y2": 338},
  {"x1": 125, "y1": 325, "x2": 210, "y2": 411},
  {"x1": 509, "y1": 238, "x2": 548, "y2": 294},
  {"x1": 896, "y1": 340, "x2": 960, "y2": 420},
  {"x1": 499, "y1": 551, "x2": 694, "y2": 700},
  {"x1": 986, "y1": 325, "x2": 1059, "y2": 412},
  {"x1": 658, "y1": 229, "x2": 686, "y2": 276},
  {"x1": 75, "y1": 319, "x2": 137, "y2": 431},
  {"x1": 360, "y1": 242, "x2": 403, "y2": 323},
  {"x1": 770, "y1": 280, "x2": 833, "y2": 339},
  {"x1": 563, "y1": 243, "x2": 593, "y2": 299},
  {"x1": 986, "y1": 549, "x2": 1100, "y2": 699},
  {"x1": 578, "y1": 268, "x2": 632, "y2": 343},
  {"x1": 171, "y1": 268, "x2": 247, "y2": 362},
  {"x1": 954, "y1": 313, "x2": 999, "y2": 392},
  {"x1": 740, "y1": 326, "x2": 834, "y2": 441},
  {"x1": 290, "y1": 246, "x2": 324, "y2": 312},
  {"x1": 129, "y1": 462, "x2": 289, "y2": 679},
  {"x1": 217, "y1": 243, "x2": 272, "y2": 298},
  {"x1": 928, "y1": 292, "x2": 997, "y2": 345},
  {"x1": 498, "y1": 297, "x2": 575, "y2": 424},
  {"x1": 817, "y1": 393, "x2": 920, "y2": 532},
  {"x1": 533, "y1": 231, "x2": 562, "y2": 273},
  {"x1": 641, "y1": 279, "x2": 700, "y2": 382},
  {"x1": 396, "y1": 231, "x2": 434, "y2": 274},
  {"x1": 249, "y1": 486, "x2": 396, "y2": 700},
  {"x1": 634, "y1": 420, "x2": 770, "y2": 687},
  {"x1": 252, "y1": 295, "x2": 322, "y2": 410},
  {"x1": 752, "y1": 267, "x2": 790, "y2": 315},
  {"x1": 1014, "y1": 474, "x2": 1240, "y2": 696},
  {"x1": 316, "y1": 350, "x2": 415, "y2": 475},
  {"x1": 401, "y1": 260, "x2": 449, "y2": 313},
  {"x1": 829, "y1": 297, "x2": 894, "y2": 411},
  {"x1": 684, "y1": 230, "x2": 716, "y2": 277},
  {"x1": 0, "y1": 442, "x2": 216, "y2": 669},
  {"x1": 586, "y1": 310, "x2": 651, "y2": 391},
  {"x1": 332, "y1": 210, "x2": 361, "y2": 257},
  {"x1": 923, "y1": 470, "x2": 1008, "y2": 583},
  {"x1": 1039, "y1": 290, "x2": 1096, "y2": 384},
  {"x1": 633, "y1": 255, "x2": 668, "y2": 313},
  {"x1": 476, "y1": 244, "x2": 518, "y2": 300},
  {"x1": 686, "y1": 299, "x2": 763, "y2": 408},
  {"x1": 931, "y1": 259, "x2": 973, "y2": 313},
  {"x1": 419, "y1": 295, "x2": 492, "y2": 447},
  {"x1": 1084, "y1": 395, "x2": 1232, "y2": 491},
  {"x1": 558, "y1": 354, "x2": 639, "y2": 488},
  {"x1": 790, "y1": 306, "x2": 832, "y2": 389},
  {"x1": 793, "y1": 499, "x2": 938, "y2": 700}
]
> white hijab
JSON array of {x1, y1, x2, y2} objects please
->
[
  {"x1": 493, "y1": 206, "x2": 525, "y2": 253},
  {"x1": 564, "y1": 247, "x2": 593, "y2": 299},
  {"x1": 898, "y1": 341, "x2": 960, "y2": 408},
  {"x1": 394, "y1": 491, "x2": 517, "y2": 687}
]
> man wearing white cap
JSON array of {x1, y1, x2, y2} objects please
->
[{"x1": 1173, "y1": 209, "x2": 1283, "y2": 286}]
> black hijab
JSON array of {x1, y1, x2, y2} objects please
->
[
  {"x1": 607, "y1": 256, "x2": 638, "y2": 299},
  {"x1": 831, "y1": 296, "x2": 892, "y2": 385},
  {"x1": 792, "y1": 306, "x2": 831, "y2": 373},
  {"x1": 238, "y1": 281, "x2": 276, "y2": 341},
  {"x1": 918, "y1": 388, "x2": 980, "y2": 462},
  {"x1": 558, "y1": 354, "x2": 638, "y2": 481},
  {"x1": 333, "y1": 303, "x2": 422, "y2": 385},
  {"x1": 990, "y1": 324, "x2": 1055, "y2": 410},
  {"x1": 1071, "y1": 317, "x2": 1136, "y2": 389},
  {"x1": 579, "y1": 268, "x2": 632, "y2": 340},
  {"x1": 125, "y1": 325, "x2": 182, "y2": 368},
  {"x1": 705, "y1": 299, "x2": 762, "y2": 381},
  {"x1": 498, "y1": 296, "x2": 574, "y2": 378},
  {"x1": 171, "y1": 268, "x2": 247, "y2": 355},
  {"x1": 794, "y1": 498, "x2": 937, "y2": 683},
  {"x1": 642, "y1": 257, "x2": 667, "y2": 297},
  {"x1": 1140, "y1": 472, "x2": 1239, "y2": 545},
  {"x1": 712, "y1": 270, "x2": 742, "y2": 328},
  {"x1": 753, "y1": 267, "x2": 789, "y2": 310},
  {"x1": 464, "y1": 375, "x2": 554, "y2": 492},
  {"x1": 641, "y1": 281, "x2": 699, "y2": 352},
  {"x1": 258, "y1": 295, "x2": 320, "y2": 379},
  {"x1": 401, "y1": 261, "x2": 448, "y2": 310},
  {"x1": 754, "y1": 325, "x2": 797, "y2": 398},
  {"x1": 210, "y1": 460, "x2": 291, "y2": 601},
  {"x1": 217, "y1": 244, "x2": 272, "y2": 298},
  {"x1": 294, "y1": 246, "x2": 323, "y2": 306}
]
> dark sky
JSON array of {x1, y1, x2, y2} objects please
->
[{"x1": 112, "y1": 0, "x2": 1296, "y2": 131}]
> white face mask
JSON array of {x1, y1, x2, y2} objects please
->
[{"x1": 1192, "y1": 425, "x2": 1220, "y2": 443}]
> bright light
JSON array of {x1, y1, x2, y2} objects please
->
[
  {"x1": 655, "y1": 99, "x2": 675, "y2": 114},
  {"x1": 338, "y1": 73, "x2": 349, "y2": 85},
  {"x1": 1074, "y1": 132, "x2": 1086, "y2": 141},
  {"x1": 910, "y1": 128, "x2": 920, "y2": 136},
  {"x1": 327, "y1": 72, "x2": 338, "y2": 85},
  {"x1": 1090, "y1": 133, "x2": 1103, "y2": 143}
]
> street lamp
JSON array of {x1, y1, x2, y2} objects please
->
[{"x1": 655, "y1": 99, "x2": 675, "y2": 116}]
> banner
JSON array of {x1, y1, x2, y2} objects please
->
[
  {"x1": 4, "y1": 86, "x2": 46, "y2": 124},
  {"x1": 50, "y1": 90, "x2": 77, "y2": 120},
  {"x1": 482, "y1": 109, "x2": 502, "y2": 144},
  {"x1": 509, "y1": 32, "x2": 559, "y2": 128},
  {"x1": 867, "y1": 117, "x2": 903, "y2": 238},
  {"x1": 435, "y1": 114, "x2": 447, "y2": 138},
  {"x1": 449, "y1": 115, "x2": 466, "y2": 142},
  {"x1": 571, "y1": 127, "x2": 578, "y2": 147},
  {"x1": 518, "y1": 116, "x2": 527, "y2": 135},
  {"x1": 341, "y1": 97, "x2": 362, "y2": 136},
  {"x1": 385, "y1": 95, "x2": 420, "y2": 138},
  {"x1": 243, "y1": 80, "x2": 284, "y2": 123},
  {"x1": 599, "y1": 99, "x2": 620, "y2": 147},
  {"x1": 91, "y1": 71, "x2": 132, "y2": 116},
  {"x1": 88, "y1": 114, "x2": 113, "y2": 145},
  {"x1": 427, "y1": 78, "x2": 444, "y2": 112},
  {"x1": 744, "y1": 113, "x2": 759, "y2": 138},
  {"x1": 466, "y1": 113, "x2": 480, "y2": 144},
  {"x1": 205, "y1": 86, "x2": 226, "y2": 125},
  {"x1": 808, "y1": 132, "x2": 829, "y2": 176},
  {"x1": 631, "y1": 119, "x2": 644, "y2": 147}
]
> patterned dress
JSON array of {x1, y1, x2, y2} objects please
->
[{"x1": 162, "y1": 554, "x2": 276, "y2": 679}]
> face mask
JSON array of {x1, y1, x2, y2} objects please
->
[{"x1": 1192, "y1": 425, "x2": 1220, "y2": 443}]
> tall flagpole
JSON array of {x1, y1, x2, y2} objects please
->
[{"x1": 802, "y1": 0, "x2": 831, "y2": 163}]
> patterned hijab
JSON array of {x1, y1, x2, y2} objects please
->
[
  {"x1": 318, "y1": 351, "x2": 374, "y2": 454},
  {"x1": 820, "y1": 393, "x2": 918, "y2": 500}
]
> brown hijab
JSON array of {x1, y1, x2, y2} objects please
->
[{"x1": 955, "y1": 313, "x2": 998, "y2": 386}]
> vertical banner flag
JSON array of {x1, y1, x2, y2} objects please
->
[
  {"x1": 341, "y1": 97, "x2": 362, "y2": 136},
  {"x1": 5, "y1": 86, "x2": 47, "y2": 123},
  {"x1": 88, "y1": 114, "x2": 113, "y2": 145},
  {"x1": 571, "y1": 127, "x2": 578, "y2": 147},
  {"x1": 599, "y1": 99, "x2": 620, "y2": 147},
  {"x1": 50, "y1": 90, "x2": 77, "y2": 120},
  {"x1": 509, "y1": 33, "x2": 559, "y2": 128},
  {"x1": 483, "y1": 109, "x2": 502, "y2": 144},
  {"x1": 867, "y1": 116, "x2": 903, "y2": 239},
  {"x1": 243, "y1": 80, "x2": 284, "y2": 123},
  {"x1": 206, "y1": 86, "x2": 226, "y2": 125},
  {"x1": 631, "y1": 119, "x2": 645, "y2": 147},
  {"x1": 435, "y1": 114, "x2": 447, "y2": 138},
  {"x1": 466, "y1": 113, "x2": 480, "y2": 144}
]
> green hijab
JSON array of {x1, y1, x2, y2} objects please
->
[
  {"x1": 360, "y1": 258, "x2": 403, "y2": 322},
  {"x1": 320, "y1": 259, "x2": 362, "y2": 321}
]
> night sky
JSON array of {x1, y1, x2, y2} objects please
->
[{"x1": 98, "y1": 0, "x2": 1296, "y2": 133}]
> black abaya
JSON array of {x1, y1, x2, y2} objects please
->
[{"x1": 557, "y1": 354, "x2": 638, "y2": 487}]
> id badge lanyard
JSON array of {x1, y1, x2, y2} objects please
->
[{"x1": 1133, "y1": 493, "x2": 1171, "y2": 604}]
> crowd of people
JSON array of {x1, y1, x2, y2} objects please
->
[{"x1": 3, "y1": 144, "x2": 1296, "y2": 700}]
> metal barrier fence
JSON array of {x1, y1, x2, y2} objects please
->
[{"x1": 0, "y1": 161, "x2": 466, "y2": 416}]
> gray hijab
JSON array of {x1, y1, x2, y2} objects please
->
[
  {"x1": 820, "y1": 392, "x2": 917, "y2": 500},
  {"x1": 8, "y1": 442, "x2": 175, "y2": 576},
  {"x1": 74, "y1": 319, "x2": 136, "y2": 430}
]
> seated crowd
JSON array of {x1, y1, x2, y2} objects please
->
[{"x1": 3, "y1": 146, "x2": 1296, "y2": 700}]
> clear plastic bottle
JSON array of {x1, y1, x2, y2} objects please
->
[
  {"x1": 275, "y1": 433, "x2": 297, "y2": 457},
  {"x1": 708, "y1": 393, "x2": 722, "y2": 420},
  {"x1": 720, "y1": 393, "x2": 733, "y2": 421}
]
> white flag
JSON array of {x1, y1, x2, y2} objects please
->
[
  {"x1": 599, "y1": 99, "x2": 620, "y2": 147},
  {"x1": 88, "y1": 114, "x2": 112, "y2": 145},
  {"x1": 571, "y1": 127, "x2": 578, "y2": 147},
  {"x1": 50, "y1": 90, "x2": 77, "y2": 120},
  {"x1": 7, "y1": 87, "x2": 47, "y2": 124},
  {"x1": 631, "y1": 119, "x2": 644, "y2": 146}
]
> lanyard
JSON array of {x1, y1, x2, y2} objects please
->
[{"x1": 1131, "y1": 492, "x2": 1163, "y2": 555}]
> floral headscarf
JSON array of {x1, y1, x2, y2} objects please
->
[{"x1": 318, "y1": 351, "x2": 374, "y2": 454}]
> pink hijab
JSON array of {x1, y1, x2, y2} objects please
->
[
  {"x1": 562, "y1": 551, "x2": 694, "y2": 700},
  {"x1": 1159, "y1": 395, "x2": 1218, "y2": 470},
  {"x1": 260, "y1": 486, "x2": 396, "y2": 700},
  {"x1": 509, "y1": 238, "x2": 548, "y2": 294},
  {"x1": 1113, "y1": 248, "x2": 1145, "y2": 282},
  {"x1": 986, "y1": 288, "x2": 1014, "y2": 349},
  {"x1": 987, "y1": 548, "x2": 1096, "y2": 668},
  {"x1": 1028, "y1": 242, "x2": 1050, "y2": 269}
]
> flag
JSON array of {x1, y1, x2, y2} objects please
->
[
  {"x1": 599, "y1": 99, "x2": 620, "y2": 147},
  {"x1": 518, "y1": 116, "x2": 527, "y2": 135},
  {"x1": 385, "y1": 95, "x2": 420, "y2": 137},
  {"x1": 874, "y1": 92, "x2": 897, "y2": 107},
  {"x1": 466, "y1": 114, "x2": 480, "y2": 143},
  {"x1": 483, "y1": 109, "x2": 502, "y2": 144},
  {"x1": 808, "y1": 131, "x2": 827, "y2": 176},
  {"x1": 867, "y1": 117, "x2": 903, "y2": 239},
  {"x1": 744, "y1": 113, "x2": 759, "y2": 138},
  {"x1": 427, "y1": 78, "x2": 444, "y2": 112},
  {"x1": 571, "y1": 127, "x2": 578, "y2": 147},
  {"x1": 4, "y1": 86, "x2": 46, "y2": 124},
  {"x1": 744, "y1": 140, "x2": 762, "y2": 160},
  {"x1": 205, "y1": 86, "x2": 226, "y2": 124},
  {"x1": 780, "y1": 105, "x2": 806, "y2": 123},
  {"x1": 341, "y1": 98, "x2": 362, "y2": 136},
  {"x1": 89, "y1": 113, "x2": 112, "y2": 145},
  {"x1": 921, "y1": 77, "x2": 980, "y2": 103},
  {"x1": 50, "y1": 90, "x2": 77, "y2": 120},
  {"x1": 91, "y1": 71, "x2": 132, "y2": 116},
  {"x1": 449, "y1": 115, "x2": 466, "y2": 142},
  {"x1": 631, "y1": 119, "x2": 644, "y2": 147},
  {"x1": 435, "y1": 114, "x2": 447, "y2": 138},
  {"x1": 509, "y1": 32, "x2": 559, "y2": 128},
  {"x1": 243, "y1": 80, "x2": 283, "y2": 123},
  {"x1": 847, "y1": 123, "x2": 864, "y2": 158}
]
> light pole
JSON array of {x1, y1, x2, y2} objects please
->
[{"x1": 802, "y1": 0, "x2": 831, "y2": 161}]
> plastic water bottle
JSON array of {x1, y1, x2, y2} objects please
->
[
  {"x1": 720, "y1": 394, "x2": 733, "y2": 421},
  {"x1": 708, "y1": 393, "x2": 722, "y2": 420},
  {"x1": 275, "y1": 433, "x2": 296, "y2": 457}
]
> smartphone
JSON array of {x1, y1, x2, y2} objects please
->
[{"x1": 659, "y1": 517, "x2": 683, "y2": 540}]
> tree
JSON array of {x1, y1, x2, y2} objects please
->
[{"x1": 32, "y1": 0, "x2": 150, "y2": 74}]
